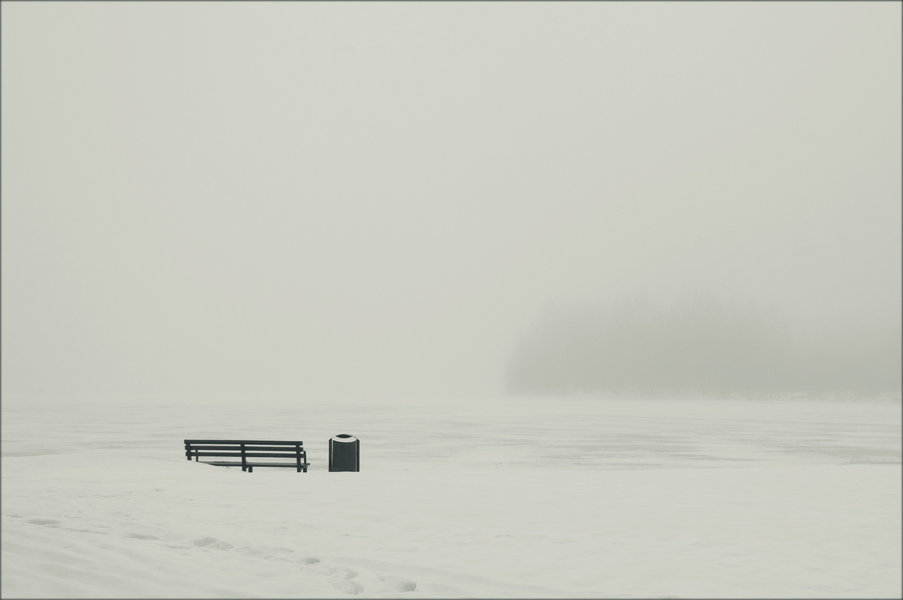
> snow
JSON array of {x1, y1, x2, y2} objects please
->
[{"x1": 2, "y1": 395, "x2": 900, "y2": 598}]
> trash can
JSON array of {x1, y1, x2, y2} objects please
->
[{"x1": 329, "y1": 434, "x2": 359, "y2": 472}]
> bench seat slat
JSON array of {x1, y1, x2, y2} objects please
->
[
  {"x1": 189, "y1": 445, "x2": 303, "y2": 452},
  {"x1": 202, "y1": 461, "x2": 309, "y2": 468},
  {"x1": 185, "y1": 440, "x2": 303, "y2": 446},
  {"x1": 193, "y1": 451, "x2": 307, "y2": 458}
]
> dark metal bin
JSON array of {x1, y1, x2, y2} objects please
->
[{"x1": 329, "y1": 434, "x2": 359, "y2": 472}]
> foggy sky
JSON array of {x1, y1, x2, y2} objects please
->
[{"x1": 2, "y1": 2, "x2": 900, "y2": 401}]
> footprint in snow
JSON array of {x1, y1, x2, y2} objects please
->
[
  {"x1": 393, "y1": 580, "x2": 417, "y2": 592},
  {"x1": 375, "y1": 574, "x2": 417, "y2": 593},
  {"x1": 192, "y1": 537, "x2": 233, "y2": 550},
  {"x1": 126, "y1": 533, "x2": 159, "y2": 540},
  {"x1": 329, "y1": 566, "x2": 358, "y2": 580},
  {"x1": 332, "y1": 579, "x2": 363, "y2": 595}
]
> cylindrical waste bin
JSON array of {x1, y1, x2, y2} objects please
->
[{"x1": 329, "y1": 434, "x2": 359, "y2": 472}]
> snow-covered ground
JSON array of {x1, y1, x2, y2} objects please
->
[{"x1": 2, "y1": 395, "x2": 900, "y2": 598}]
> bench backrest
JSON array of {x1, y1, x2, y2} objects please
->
[{"x1": 184, "y1": 439, "x2": 306, "y2": 466}]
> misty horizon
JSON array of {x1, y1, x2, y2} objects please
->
[{"x1": 507, "y1": 294, "x2": 902, "y2": 397}]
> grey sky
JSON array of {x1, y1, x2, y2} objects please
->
[{"x1": 2, "y1": 2, "x2": 900, "y2": 401}]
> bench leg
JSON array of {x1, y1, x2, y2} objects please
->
[{"x1": 248, "y1": 466, "x2": 253, "y2": 473}]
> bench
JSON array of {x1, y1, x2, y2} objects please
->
[{"x1": 184, "y1": 439, "x2": 309, "y2": 473}]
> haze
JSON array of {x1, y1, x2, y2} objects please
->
[{"x1": 2, "y1": 2, "x2": 900, "y2": 404}]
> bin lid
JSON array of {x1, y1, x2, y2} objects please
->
[{"x1": 331, "y1": 434, "x2": 357, "y2": 443}]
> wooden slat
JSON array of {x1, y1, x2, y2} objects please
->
[
  {"x1": 189, "y1": 445, "x2": 301, "y2": 452},
  {"x1": 194, "y1": 451, "x2": 307, "y2": 459},
  {"x1": 202, "y1": 461, "x2": 309, "y2": 468},
  {"x1": 184, "y1": 440, "x2": 303, "y2": 446}
]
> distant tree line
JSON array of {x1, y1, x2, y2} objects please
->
[{"x1": 506, "y1": 297, "x2": 902, "y2": 397}]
